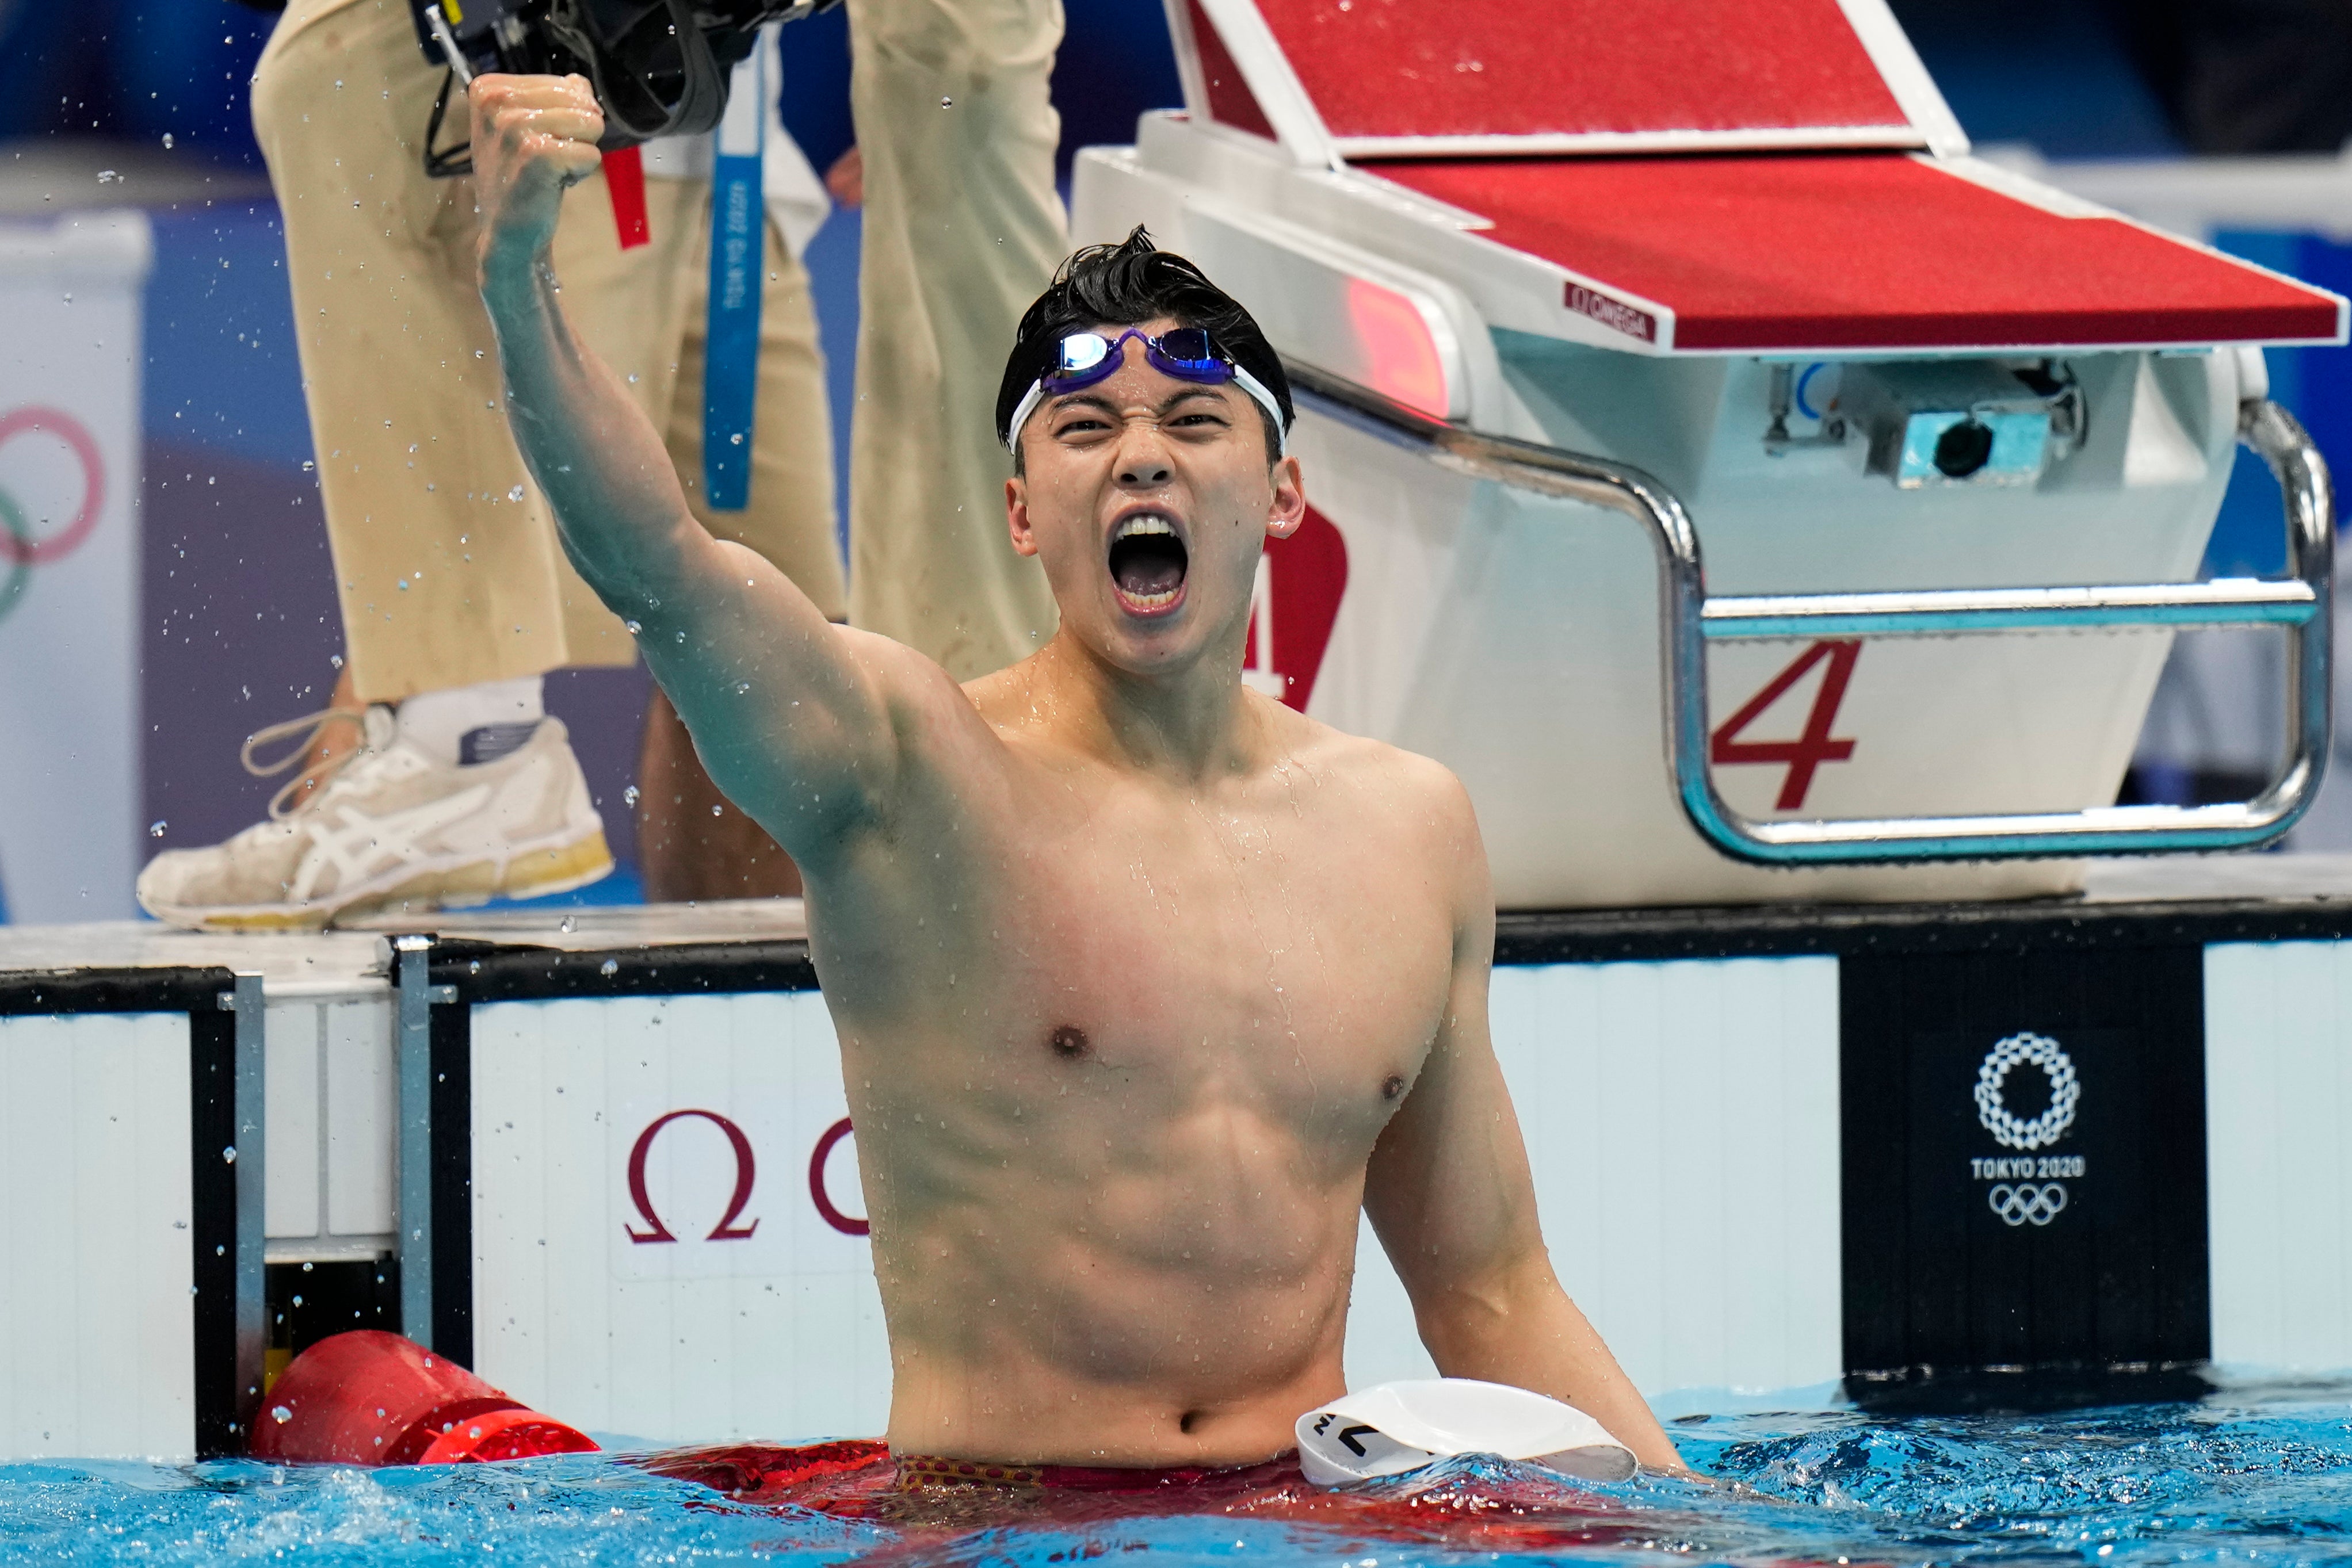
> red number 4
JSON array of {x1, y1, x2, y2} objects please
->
[{"x1": 1710, "y1": 640, "x2": 1862, "y2": 811}]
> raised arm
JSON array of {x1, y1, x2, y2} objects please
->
[
  {"x1": 467, "y1": 74, "x2": 934, "y2": 870},
  {"x1": 1361, "y1": 787, "x2": 1687, "y2": 1474}
]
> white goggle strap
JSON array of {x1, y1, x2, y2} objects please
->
[{"x1": 1002, "y1": 366, "x2": 1290, "y2": 457}]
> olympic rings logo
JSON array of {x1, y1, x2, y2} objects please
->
[
  {"x1": 1975, "y1": 1032, "x2": 2079, "y2": 1151},
  {"x1": 0, "y1": 406, "x2": 106, "y2": 624},
  {"x1": 1987, "y1": 1181, "x2": 2069, "y2": 1227}
]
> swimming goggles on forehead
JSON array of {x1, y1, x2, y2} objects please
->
[{"x1": 1003, "y1": 328, "x2": 1288, "y2": 456}]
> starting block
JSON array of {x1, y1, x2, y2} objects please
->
[{"x1": 1074, "y1": 0, "x2": 2350, "y2": 908}]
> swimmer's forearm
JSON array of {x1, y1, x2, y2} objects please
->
[
  {"x1": 1418, "y1": 1262, "x2": 1688, "y2": 1474},
  {"x1": 481, "y1": 250, "x2": 709, "y2": 605}
]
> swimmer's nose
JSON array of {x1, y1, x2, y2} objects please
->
[{"x1": 1117, "y1": 452, "x2": 1172, "y2": 487}]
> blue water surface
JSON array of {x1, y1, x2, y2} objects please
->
[{"x1": 11, "y1": 1387, "x2": 2352, "y2": 1567}]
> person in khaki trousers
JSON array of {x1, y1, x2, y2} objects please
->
[
  {"x1": 136, "y1": 0, "x2": 1066, "y2": 928},
  {"x1": 844, "y1": 0, "x2": 1063, "y2": 680}
]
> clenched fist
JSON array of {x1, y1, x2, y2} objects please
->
[{"x1": 468, "y1": 73, "x2": 606, "y2": 279}]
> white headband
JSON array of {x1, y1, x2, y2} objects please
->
[{"x1": 1002, "y1": 363, "x2": 1289, "y2": 458}]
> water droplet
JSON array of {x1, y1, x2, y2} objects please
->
[
  {"x1": 599, "y1": 958, "x2": 619, "y2": 977},
  {"x1": 223, "y1": 1146, "x2": 236, "y2": 1164},
  {"x1": 624, "y1": 619, "x2": 642, "y2": 634},
  {"x1": 96, "y1": 170, "x2": 118, "y2": 183},
  {"x1": 161, "y1": 132, "x2": 175, "y2": 149},
  {"x1": 330, "y1": 653, "x2": 344, "y2": 669},
  {"x1": 622, "y1": 785, "x2": 640, "y2": 806},
  {"x1": 509, "y1": 485, "x2": 525, "y2": 502},
  {"x1": 711, "y1": 804, "x2": 723, "y2": 817},
  {"x1": 301, "y1": 459, "x2": 315, "y2": 471},
  {"x1": 149, "y1": 820, "x2": 167, "y2": 837},
  {"x1": 559, "y1": 916, "x2": 575, "y2": 934},
  {"x1": 940, "y1": 95, "x2": 953, "y2": 107},
  {"x1": 291, "y1": 1295, "x2": 304, "y2": 1307},
  {"x1": 271, "y1": 1406, "x2": 292, "y2": 1424},
  {"x1": 730, "y1": 431, "x2": 744, "y2": 445},
  {"x1": 735, "y1": 682, "x2": 751, "y2": 694}
]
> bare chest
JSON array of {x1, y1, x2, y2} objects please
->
[{"x1": 826, "y1": 781, "x2": 1458, "y2": 1129}]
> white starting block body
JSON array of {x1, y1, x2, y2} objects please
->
[{"x1": 1072, "y1": 0, "x2": 2349, "y2": 908}]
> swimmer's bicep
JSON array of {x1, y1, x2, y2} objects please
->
[
  {"x1": 1363, "y1": 996, "x2": 1543, "y2": 1303},
  {"x1": 644, "y1": 545, "x2": 927, "y2": 841},
  {"x1": 1363, "y1": 770, "x2": 1524, "y2": 1277}
]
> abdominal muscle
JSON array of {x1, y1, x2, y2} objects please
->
[{"x1": 860, "y1": 1097, "x2": 1369, "y2": 1468}]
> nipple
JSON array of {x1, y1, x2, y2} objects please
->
[
  {"x1": 1050, "y1": 1026, "x2": 1091, "y2": 1060},
  {"x1": 1381, "y1": 1073, "x2": 1406, "y2": 1101}
]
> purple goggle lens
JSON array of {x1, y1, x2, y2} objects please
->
[
  {"x1": 1044, "y1": 327, "x2": 1235, "y2": 391},
  {"x1": 1003, "y1": 326, "x2": 1287, "y2": 454}
]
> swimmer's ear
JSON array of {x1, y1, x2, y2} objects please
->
[
  {"x1": 1265, "y1": 453, "x2": 1305, "y2": 540},
  {"x1": 1006, "y1": 475, "x2": 1041, "y2": 557}
]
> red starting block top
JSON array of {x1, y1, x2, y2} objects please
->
[
  {"x1": 1182, "y1": 0, "x2": 1964, "y2": 159},
  {"x1": 1370, "y1": 154, "x2": 2349, "y2": 352}
]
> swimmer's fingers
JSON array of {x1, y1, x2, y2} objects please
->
[
  {"x1": 468, "y1": 73, "x2": 606, "y2": 266},
  {"x1": 472, "y1": 73, "x2": 606, "y2": 177},
  {"x1": 1715, "y1": 1478, "x2": 1801, "y2": 1505}
]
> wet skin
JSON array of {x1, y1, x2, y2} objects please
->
[{"x1": 466, "y1": 74, "x2": 1684, "y2": 1473}]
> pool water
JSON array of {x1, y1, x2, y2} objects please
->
[{"x1": 10, "y1": 1385, "x2": 2352, "y2": 1567}]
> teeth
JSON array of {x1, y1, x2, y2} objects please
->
[
  {"x1": 1120, "y1": 586, "x2": 1180, "y2": 609},
  {"x1": 1113, "y1": 515, "x2": 1177, "y2": 542}
]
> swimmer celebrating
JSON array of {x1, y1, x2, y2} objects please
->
[{"x1": 467, "y1": 74, "x2": 1685, "y2": 1477}]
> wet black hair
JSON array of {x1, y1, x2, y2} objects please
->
[{"x1": 997, "y1": 225, "x2": 1294, "y2": 473}]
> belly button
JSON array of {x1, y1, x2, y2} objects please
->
[{"x1": 1050, "y1": 1026, "x2": 1091, "y2": 1060}]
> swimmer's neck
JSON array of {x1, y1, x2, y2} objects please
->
[{"x1": 981, "y1": 625, "x2": 1272, "y2": 781}]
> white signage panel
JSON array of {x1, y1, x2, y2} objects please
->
[
  {"x1": 1346, "y1": 957, "x2": 1845, "y2": 1405},
  {"x1": 0, "y1": 1011, "x2": 194, "y2": 1460},
  {"x1": 468, "y1": 990, "x2": 890, "y2": 1444},
  {"x1": 0, "y1": 212, "x2": 151, "y2": 923}
]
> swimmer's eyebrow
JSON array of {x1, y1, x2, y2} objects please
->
[{"x1": 1047, "y1": 385, "x2": 1234, "y2": 422}]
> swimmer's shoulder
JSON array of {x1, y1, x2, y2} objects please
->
[{"x1": 1257, "y1": 695, "x2": 1482, "y2": 847}]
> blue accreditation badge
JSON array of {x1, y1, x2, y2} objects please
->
[{"x1": 704, "y1": 33, "x2": 768, "y2": 512}]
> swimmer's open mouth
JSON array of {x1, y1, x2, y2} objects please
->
[{"x1": 1108, "y1": 514, "x2": 1188, "y2": 614}]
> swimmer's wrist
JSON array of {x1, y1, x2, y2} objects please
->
[
  {"x1": 477, "y1": 227, "x2": 555, "y2": 297},
  {"x1": 479, "y1": 242, "x2": 555, "y2": 314}
]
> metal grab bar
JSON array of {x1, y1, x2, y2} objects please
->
[{"x1": 1288, "y1": 362, "x2": 2335, "y2": 864}]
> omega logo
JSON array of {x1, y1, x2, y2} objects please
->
[
  {"x1": 808, "y1": 1116, "x2": 868, "y2": 1237},
  {"x1": 621, "y1": 1109, "x2": 869, "y2": 1243},
  {"x1": 625, "y1": 1109, "x2": 761, "y2": 1243}
]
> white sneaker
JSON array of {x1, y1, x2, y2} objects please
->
[{"x1": 137, "y1": 707, "x2": 612, "y2": 931}]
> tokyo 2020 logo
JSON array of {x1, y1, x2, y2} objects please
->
[
  {"x1": 1975, "y1": 1031, "x2": 2079, "y2": 1151},
  {"x1": 1971, "y1": 1032, "x2": 2081, "y2": 1227},
  {"x1": 0, "y1": 406, "x2": 107, "y2": 624},
  {"x1": 1986, "y1": 1181, "x2": 2068, "y2": 1227}
]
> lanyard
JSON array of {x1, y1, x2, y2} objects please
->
[{"x1": 703, "y1": 33, "x2": 769, "y2": 512}]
